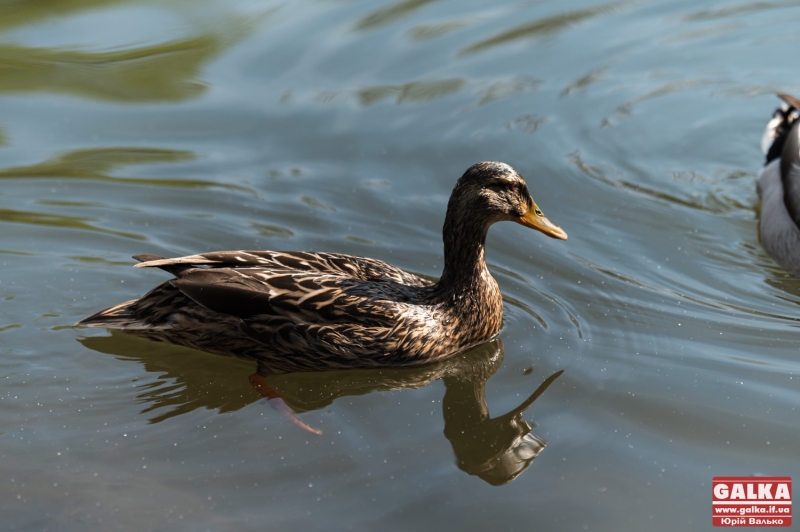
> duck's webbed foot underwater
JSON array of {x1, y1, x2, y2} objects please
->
[{"x1": 249, "y1": 373, "x2": 323, "y2": 436}]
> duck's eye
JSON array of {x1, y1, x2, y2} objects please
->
[{"x1": 509, "y1": 183, "x2": 518, "y2": 193}]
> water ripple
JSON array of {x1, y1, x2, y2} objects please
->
[
  {"x1": 458, "y1": 2, "x2": 623, "y2": 56},
  {"x1": 355, "y1": 0, "x2": 442, "y2": 31},
  {"x1": 0, "y1": 208, "x2": 146, "y2": 240},
  {"x1": 567, "y1": 152, "x2": 756, "y2": 215},
  {"x1": 0, "y1": 147, "x2": 253, "y2": 192},
  {"x1": 682, "y1": 0, "x2": 800, "y2": 22}
]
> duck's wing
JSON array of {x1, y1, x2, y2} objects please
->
[
  {"x1": 135, "y1": 250, "x2": 427, "y2": 286},
  {"x1": 168, "y1": 267, "x2": 391, "y2": 323},
  {"x1": 780, "y1": 120, "x2": 800, "y2": 227}
]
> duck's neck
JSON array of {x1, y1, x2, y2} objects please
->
[{"x1": 433, "y1": 210, "x2": 493, "y2": 298}]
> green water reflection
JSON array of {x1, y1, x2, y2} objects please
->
[
  {"x1": 407, "y1": 19, "x2": 467, "y2": 41},
  {"x1": 0, "y1": 1, "x2": 256, "y2": 103},
  {"x1": 0, "y1": 0, "x2": 134, "y2": 32},
  {"x1": 0, "y1": 147, "x2": 253, "y2": 191},
  {"x1": 355, "y1": 0, "x2": 442, "y2": 31},
  {"x1": 0, "y1": 207, "x2": 145, "y2": 240},
  {"x1": 682, "y1": 0, "x2": 800, "y2": 22},
  {"x1": 0, "y1": 0, "x2": 257, "y2": 155},
  {"x1": 0, "y1": 37, "x2": 219, "y2": 102},
  {"x1": 0, "y1": 148, "x2": 192, "y2": 177},
  {"x1": 459, "y1": 2, "x2": 621, "y2": 56},
  {"x1": 319, "y1": 76, "x2": 539, "y2": 109},
  {"x1": 357, "y1": 78, "x2": 467, "y2": 106}
]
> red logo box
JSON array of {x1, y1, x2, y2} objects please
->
[{"x1": 713, "y1": 477, "x2": 792, "y2": 527}]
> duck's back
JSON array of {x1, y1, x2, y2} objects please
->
[
  {"x1": 78, "y1": 250, "x2": 460, "y2": 372},
  {"x1": 134, "y1": 250, "x2": 426, "y2": 283}
]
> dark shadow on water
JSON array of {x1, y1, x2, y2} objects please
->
[{"x1": 79, "y1": 331, "x2": 562, "y2": 485}]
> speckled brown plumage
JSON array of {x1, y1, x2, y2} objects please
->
[{"x1": 77, "y1": 161, "x2": 567, "y2": 374}]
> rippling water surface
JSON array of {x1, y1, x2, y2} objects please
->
[{"x1": 2, "y1": 0, "x2": 800, "y2": 530}]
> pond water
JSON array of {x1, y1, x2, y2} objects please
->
[{"x1": 2, "y1": 0, "x2": 799, "y2": 530}]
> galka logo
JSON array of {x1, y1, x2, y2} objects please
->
[{"x1": 713, "y1": 477, "x2": 792, "y2": 527}]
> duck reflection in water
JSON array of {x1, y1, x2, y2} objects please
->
[
  {"x1": 441, "y1": 354, "x2": 562, "y2": 485},
  {"x1": 79, "y1": 332, "x2": 562, "y2": 485}
]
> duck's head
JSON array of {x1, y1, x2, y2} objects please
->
[
  {"x1": 762, "y1": 93, "x2": 800, "y2": 165},
  {"x1": 448, "y1": 161, "x2": 567, "y2": 240}
]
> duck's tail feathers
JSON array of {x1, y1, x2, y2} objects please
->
[
  {"x1": 74, "y1": 299, "x2": 148, "y2": 329},
  {"x1": 132, "y1": 254, "x2": 194, "y2": 276},
  {"x1": 778, "y1": 93, "x2": 800, "y2": 111}
]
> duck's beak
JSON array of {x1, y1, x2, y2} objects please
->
[{"x1": 516, "y1": 203, "x2": 568, "y2": 240}]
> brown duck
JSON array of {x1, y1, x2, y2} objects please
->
[{"x1": 77, "y1": 161, "x2": 567, "y2": 374}]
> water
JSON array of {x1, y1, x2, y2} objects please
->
[{"x1": 2, "y1": 0, "x2": 799, "y2": 529}]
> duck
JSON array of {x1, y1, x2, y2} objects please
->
[
  {"x1": 757, "y1": 93, "x2": 800, "y2": 277},
  {"x1": 77, "y1": 161, "x2": 567, "y2": 374}
]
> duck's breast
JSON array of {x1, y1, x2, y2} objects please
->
[{"x1": 757, "y1": 159, "x2": 800, "y2": 276}]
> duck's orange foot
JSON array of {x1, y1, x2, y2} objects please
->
[
  {"x1": 268, "y1": 397, "x2": 323, "y2": 435},
  {"x1": 249, "y1": 374, "x2": 323, "y2": 435}
]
